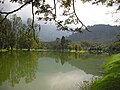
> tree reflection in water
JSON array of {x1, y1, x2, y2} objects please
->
[
  {"x1": 0, "y1": 52, "x2": 40, "y2": 87},
  {"x1": 38, "y1": 52, "x2": 107, "y2": 75},
  {"x1": 0, "y1": 51, "x2": 107, "y2": 88}
]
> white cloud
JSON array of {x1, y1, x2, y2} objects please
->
[
  {"x1": 75, "y1": 1, "x2": 119, "y2": 25},
  {"x1": 0, "y1": 0, "x2": 10, "y2": 11}
]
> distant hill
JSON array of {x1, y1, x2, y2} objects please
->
[
  {"x1": 66, "y1": 24, "x2": 120, "y2": 42},
  {"x1": 39, "y1": 25, "x2": 71, "y2": 41}
]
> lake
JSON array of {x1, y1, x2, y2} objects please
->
[{"x1": 0, "y1": 51, "x2": 108, "y2": 90}]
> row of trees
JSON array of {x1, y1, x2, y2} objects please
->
[
  {"x1": 0, "y1": 14, "x2": 40, "y2": 51},
  {"x1": 40, "y1": 36, "x2": 82, "y2": 51},
  {"x1": 41, "y1": 38, "x2": 120, "y2": 53},
  {"x1": 1, "y1": 12, "x2": 119, "y2": 53},
  {"x1": 108, "y1": 34, "x2": 120, "y2": 53},
  {"x1": 41, "y1": 37, "x2": 104, "y2": 52}
]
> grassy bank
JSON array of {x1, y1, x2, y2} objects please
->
[
  {"x1": 91, "y1": 54, "x2": 120, "y2": 90},
  {"x1": 0, "y1": 49, "x2": 88, "y2": 53}
]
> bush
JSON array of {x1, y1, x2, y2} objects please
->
[{"x1": 91, "y1": 54, "x2": 120, "y2": 90}]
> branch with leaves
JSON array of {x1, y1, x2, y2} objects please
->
[
  {"x1": 1, "y1": 0, "x2": 119, "y2": 34},
  {"x1": 72, "y1": 0, "x2": 91, "y2": 32},
  {"x1": 32, "y1": 1, "x2": 35, "y2": 38},
  {"x1": 0, "y1": 0, "x2": 33, "y2": 24}
]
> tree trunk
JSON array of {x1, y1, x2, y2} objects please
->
[
  {"x1": 11, "y1": 46, "x2": 13, "y2": 52},
  {"x1": 28, "y1": 47, "x2": 30, "y2": 51}
]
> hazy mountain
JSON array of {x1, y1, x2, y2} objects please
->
[
  {"x1": 66, "y1": 24, "x2": 120, "y2": 42},
  {"x1": 39, "y1": 25, "x2": 72, "y2": 41}
]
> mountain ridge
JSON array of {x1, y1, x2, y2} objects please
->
[{"x1": 66, "y1": 24, "x2": 120, "y2": 42}]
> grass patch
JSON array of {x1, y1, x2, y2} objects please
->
[
  {"x1": 91, "y1": 54, "x2": 120, "y2": 90},
  {"x1": 0, "y1": 49, "x2": 8, "y2": 52}
]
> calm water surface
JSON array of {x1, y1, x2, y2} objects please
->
[{"x1": 0, "y1": 52, "x2": 108, "y2": 90}]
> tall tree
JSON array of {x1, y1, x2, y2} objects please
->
[
  {"x1": 18, "y1": 18, "x2": 40, "y2": 51},
  {"x1": 0, "y1": 14, "x2": 16, "y2": 50},
  {"x1": 61, "y1": 36, "x2": 66, "y2": 50},
  {"x1": 11, "y1": 14, "x2": 23, "y2": 49},
  {"x1": 0, "y1": 14, "x2": 40, "y2": 51}
]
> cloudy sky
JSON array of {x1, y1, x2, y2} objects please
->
[{"x1": 0, "y1": 0, "x2": 120, "y2": 26}]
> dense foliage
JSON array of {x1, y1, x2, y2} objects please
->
[
  {"x1": 108, "y1": 41, "x2": 120, "y2": 53},
  {"x1": 8, "y1": 0, "x2": 120, "y2": 10},
  {"x1": 91, "y1": 54, "x2": 120, "y2": 90},
  {"x1": 0, "y1": 14, "x2": 40, "y2": 51}
]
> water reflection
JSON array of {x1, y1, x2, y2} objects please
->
[
  {"x1": 40, "y1": 52, "x2": 107, "y2": 75},
  {"x1": 0, "y1": 52, "x2": 107, "y2": 90},
  {"x1": 0, "y1": 52, "x2": 39, "y2": 87},
  {"x1": 48, "y1": 70, "x2": 93, "y2": 90}
]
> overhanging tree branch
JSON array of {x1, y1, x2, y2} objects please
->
[
  {"x1": 32, "y1": 1, "x2": 35, "y2": 38},
  {"x1": 0, "y1": 0, "x2": 33, "y2": 24},
  {"x1": 53, "y1": 0, "x2": 56, "y2": 20},
  {"x1": 72, "y1": 0, "x2": 91, "y2": 32},
  {"x1": 0, "y1": 0, "x2": 91, "y2": 33},
  {"x1": 0, "y1": 14, "x2": 8, "y2": 24}
]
